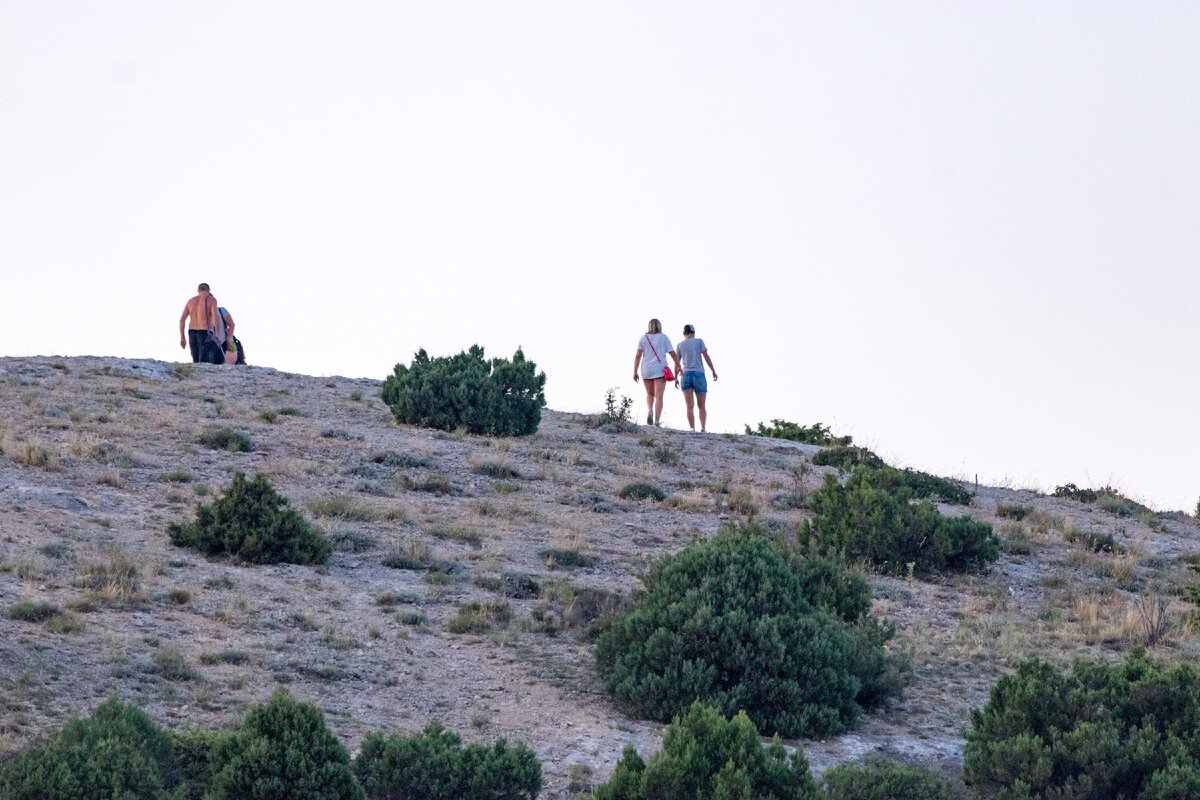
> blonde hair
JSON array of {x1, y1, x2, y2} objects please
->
[{"x1": 646, "y1": 318, "x2": 662, "y2": 334}]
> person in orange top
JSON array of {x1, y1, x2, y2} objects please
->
[{"x1": 179, "y1": 283, "x2": 223, "y2": 364}]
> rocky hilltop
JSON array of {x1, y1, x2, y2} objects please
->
[{"x1": 1, "y1": 356, "x2": 1197, "y2": 796}]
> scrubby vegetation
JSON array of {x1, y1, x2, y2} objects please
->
[
  {"x1": 745, "y1": 419, "x2": 851, "y2": 447},
  {"x1": 617, "y1": 482, "x2": 665, "y2": 502},
  {"x1": 381, "y1": 345, "x2": 546, "y2": 437},
  {"x1": 197, "y1": 427, "x2": 254, "y2": 453},
  {"x1": 592, "y1": 702, "x2": 819, "y2": 800},
  {"x1": 0, "y1": 692, "x2": 540, "y2": 800},
  {"x1": 964, "y1": 649, "x2": 1200, "y2": 799},
  {"x1": 1054, "y1": 482, "x2": 1153, "y2": 517},
  {"x1": 822, "y1": 757, "x2": 961, "y2": 800},
  {"x1": 355, "y1": 722, "x2": 541, "y2": 800},
  {"x1": 168, "y1": 472, "x2": 330, "y2": 565},
  {"x1": 203, "y1": 690, "x2": 362, "y2": 800},
  {"x1": 812, "y1": 448, "x2": 971, "y2": 504},
  {"x1": 812, "y1": 445, "x2": 886, "y2": 470},
  {"x1": 1064, "y1": 525, "x2": 1123, "y2": 553},
  {"x1": 803, "y1": 467, "x2": 998, "y2": 575},
  {"x1": 868, "y1": 465, "x2": 973, "y2": 505},
  {"x1": 0, "y1": 698, "x2": 185, "y2": 800},
  {"x1": 595, "y1": 526, "x2": 906, "y2": 738},
  {"x1": 594, "y1": 388, "x2": 635, "y2": 431}
]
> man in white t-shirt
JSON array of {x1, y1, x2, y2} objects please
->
[{"x1": 675, "y1": 324, "x2": 718, "y2": 431}]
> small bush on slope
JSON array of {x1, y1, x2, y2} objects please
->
[
  {"x1": 744, "y1": 419, "x2": 851, "y2": 446},
  {"x1": 812, "y1": 445, "x2": 887, "y2": 470},
  {"x1": 812, "y1": 447, "x2": 971, "y2": 505},
  {"x1": 205, "y1": 689, "x2": 362, "y2": 800},
  {"x1": 595, "y1": 526, "x2": 905, "y2": 738},
  {"x1": 0, "y1": 697, "x2": 183, "y2": 800},
  {"x1": 168, "y1": 472, "x2": 330, "y2": 565},
  {"x1": 592, "y1": 702, "x2": 818, "y2": 800},
  {"x1": 964, "y1": 649, "x2": 1200, "y2": 800},
  {"x1": 803, "y1": 467, "x2": 998, "y2": 575},
  {"x1": 822, "y1": 756, "x2": 961, "y2": 800},
  {"x1": 354, "y1": 722, "x2": 541, "y2": 800},
  {"x1": 381, "y1": 345, "x2": 546, "y2": 437}
]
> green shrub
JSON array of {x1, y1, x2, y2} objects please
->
[
  {"x1": 381, "y1": 345, "x2": 546, "y2": 437},
  {"x1": 592, "y1": 702, "x2": 818, "y2": 800},
  {"x1": 812, "y1": 445, "x2": 886, "y2": 470},
  {"x1": 790, "y1": 553, "x2": 871, "y2": 622},
  {"x1": 595, "y1": 528, "x2": 904, "y2": 738},
  {"x1": 1065, "y1": 526, "x2": 1124, "y2": 553},
  {"x1": 9, "y1": 601, "x2": 60, "y2": 623},
  {"x1": 964, "y1": 649, "x2": 1200, "y2": 800},
  {"x1": 354, "y1": 722, "x2": 541, "y2": 800},
  {"x1": 471, "y1": 461, "x2": 521, "y2": 479},
  {"x1": 0, "y1": 697, "x2": 183, "y2": 799},
  {"x1": 474, "y1": 571, "x2": 541, "y2": 599},
  {"x1": 811, "y1": 448, "x2": 970, "y2": 504},
  {"x1": 617, "y1": 482, "x2": 665, "y2": 501},
  {"x1": 822, "y1": 757, "x2": 960, "y2": 800},
  {"x1": 1054, "y1": 482, "x2": 1099, "y2": 503},
  {"x1": 206, "y1": 689, "x2": 363, "y2": 800},
  {"x1": 154, "y1": 648, "x2": 199, "y2": 681},
  {"x1": 803, "y1": 467, "x2": 998, "y2": 575},
  {"x1": 868, "y1": 466, "x2": 972, "y2": 505},
  {"x1": 1054, "y1": 483, "x2": 1152, "y2": 518},
  {"x1": 745, "y1": 419, "x2": 851, "y2": 447},
  {"x1": 168, "y1": 472, "x2": 330, "y2": 565},
  {"x1": 198, "y1": 427, "x2": 254, "y2": 452}
]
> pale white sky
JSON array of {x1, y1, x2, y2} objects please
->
[{"x1": 2, "y1": 2, "x2": 1197, "y2": 510}]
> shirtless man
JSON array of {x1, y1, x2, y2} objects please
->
[{"x1": 179, "y1": 283, "x2": 222, "y2": 363}]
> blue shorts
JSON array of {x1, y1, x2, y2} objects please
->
[{"x1": 681, "y1": 371, "x2": 707, "y2": 394}]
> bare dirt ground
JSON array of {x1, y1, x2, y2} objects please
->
[{"x1": 1, "y1": 356, "x2": 1198, "y2": 796}]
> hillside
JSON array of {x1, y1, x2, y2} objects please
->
[{"x1": 1, "y1": 355, "x2": 1198, "y2": 797}]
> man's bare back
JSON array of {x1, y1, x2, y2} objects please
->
[{"x1": 179, "y1": 283, "x2": 221, "y2": 363}]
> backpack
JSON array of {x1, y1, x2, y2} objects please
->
[{"x1": 230, "y1": 335, "x2": 247, "y2": 365}]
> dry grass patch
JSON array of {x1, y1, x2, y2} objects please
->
[
  {"x1": 44, "y1": 612, "x2": 85, "y2": 634},
  {"x1": 308, "y1": 495, "x2": 391, "y2": 522},
  {"x1": 1066, "y1": 593, "x2": 1127, "y2": 646},
  {"x1": 383, "y1": 541, "x2": 435, "y2": 571},
  {"x1": 429, "y1": 524, "x2": 484, "y2": 548},
  {"x1": 1026, "y1": 510, "x2": 1066, "y2": 539},
  {"x1": 96, "y1": 471, "x2": 125, "y2": 488},
  {"x1": 665, "y1": 489, "x2": 713, "y2": 512},
  {"x1": 447, "y1": 601, "x2": 512, "y2": 634},
  {"x1": 1122, "y1": 593, "x2": 1175, "y2": 647},
  {"x1": 76, "y1": 548, "x2": 143, "y2": 606},
  {"x1": 996, "y1": 502, "x2": 1033, "y2": 520},
  {"x1": 3, "y1": 557, "x2": 41, "y2": 581},
  {"x1": 11, "y1": 439, "x2": 59, "y2": 470}
]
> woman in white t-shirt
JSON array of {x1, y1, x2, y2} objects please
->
[{"x1": 633, "y1": 318, "x2": 681, "y2": 426}]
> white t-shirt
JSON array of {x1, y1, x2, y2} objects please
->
[{"x1": 637, "y1": 333, "x2": 675, "y2": 379}]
